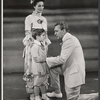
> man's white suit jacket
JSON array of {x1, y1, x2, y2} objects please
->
[{"x1": 46, "y1": 33, "x2": 85, "y2": 88}]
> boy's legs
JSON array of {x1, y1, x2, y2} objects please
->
[
  {"x1": 40, "y1": 85, "x2": 50, "y2": 100},
  {"x1": 34, "y1": 86, "x2": 40, "y2": 96},
  {"x1": 34, "y1": 86, "x2": 41, "y2": 100},
  {"x1": 30, "y1": 86, "x2": 40, "y2": 100}
]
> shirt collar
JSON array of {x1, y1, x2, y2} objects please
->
[
  {"x1": 34, "y1": 40, "x2": 41, "y2": 46},
  {"x1": 62, "y1": 32, "x2": 70, "y2": 42}
]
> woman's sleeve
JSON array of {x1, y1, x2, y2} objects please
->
[
  {"x1": 45, "y1": 18, "x2": 48, "y2": 32},
  {"x1": 43, "y1": 17, "x2": 51, "y2": 45},
  {"x1": 42, "y1": 17, "x2": 48, "y2": 32},
  {"x1": 25, "y1": 16, "x2": 31, "y2": 31}
]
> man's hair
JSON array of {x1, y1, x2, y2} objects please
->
[
  {"x1": 55, "y1": 21, "x2": 70, "y2": 32},
  {"x1": 32, "y1": 28, "x2": 45, "y2": 39}
]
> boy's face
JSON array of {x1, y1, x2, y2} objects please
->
[{"x1": 37, "y1": 32, "x2": 46, "y2": 42}]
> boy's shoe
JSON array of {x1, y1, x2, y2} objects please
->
[
  {"x1": 30, "y1": 94, "x2": 35, "y2": 100},
  {"x1": 42, "y1": 94, "x2": 50, "y2": 100},
  {"x1": 35, "y1": 96, "x2": 41, "y2": 100},
  {"x1": 46, "y1": 92, "x2": 62, "y2": 98}
]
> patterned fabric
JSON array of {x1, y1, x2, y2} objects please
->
[
  {"x1": 23, "y1": 40, "x2": 49, "y2": 93},
  {"x1": 22, "y1": 34, "x2": 33, "y2": 75}
]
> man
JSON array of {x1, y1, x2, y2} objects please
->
[{"x1": 46, "y1": 21, "x2": 86, "y2": 100}]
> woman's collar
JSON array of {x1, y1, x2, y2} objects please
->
[{"x1": 32, "y1": 11, "x2": 42, "y2": 16}]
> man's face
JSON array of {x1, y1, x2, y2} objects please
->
[{"x1": 54, "y1": 25, "x2": 64, "y2": 39}]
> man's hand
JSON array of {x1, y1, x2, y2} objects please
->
[{"x1": 33, "y1": 57, "x2": 39, "y2": 63}]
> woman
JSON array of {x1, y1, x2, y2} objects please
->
[
  {"x1": 24, "y1": 0, "x2": 50, "y2": 40},
  {"x1": 23, "y1": 0, "x2": 51, "y2": 45},
  {"x1": 22, "y1": 0, "x2": 51, "y2": 100}
]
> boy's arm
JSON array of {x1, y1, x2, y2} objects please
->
[{"x1": 31, "y1": 45, "x2": 46, "y2": 63}]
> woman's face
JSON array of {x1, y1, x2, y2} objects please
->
[{"x1": 34, "y1": 1, "x2": 44, "y2": 13}]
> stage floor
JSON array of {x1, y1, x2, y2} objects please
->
[{"x1": 3, "y1": 72, "x2": 98, "y2": 100}]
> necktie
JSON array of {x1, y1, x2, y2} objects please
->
[{"x1": 41, "y1": 42, "x2": 45, "y2": 50}]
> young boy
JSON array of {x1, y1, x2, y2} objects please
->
[{"x1": 27, "y1": 29, "x2": 49, "y2": 100}]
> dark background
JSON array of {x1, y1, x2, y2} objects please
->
[{"x1": 3, "y1": 0, "x2": 98, "y2": 9}]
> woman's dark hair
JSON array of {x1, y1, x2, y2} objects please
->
[
  {"x1": 55, "y1": 21, "x2": 70, "y2": 32},
  {"x1": 32, "y1": 0, "x2": 44, "y2": 6},
  {"x1": 32, "y1": 28, "x2": 45, "y2": 39}
]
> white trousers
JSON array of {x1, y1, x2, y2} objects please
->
[{"x1": 49, "y1": 66, "x2": 81, "y2": 100}]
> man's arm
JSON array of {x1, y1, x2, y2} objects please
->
[{"x1": 46, "y1": 38, "x2": 75, "y2": 68}]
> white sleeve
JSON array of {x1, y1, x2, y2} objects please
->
[
  {"x1": 42, "y1": 17, "x2": 48, "y2": 31},
  {"x1": 46, "y1": 38, "x2": 75, "y2": 68},
  {"x1": 31, "y1": 45, "x2": 39, "y2": 57},
  {"x1": 25, "y1": 16, "x2": 31, "y2": 31},
  {"x1": 44, "y1": 18, "x2": 48, "y2": 31},
  {"x1": 31, "y1": 45, "x2": 46, "y2": 62}
]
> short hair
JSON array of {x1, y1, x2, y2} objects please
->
[
  {"x1": 32, "y1": 28, "x2": 45, "y2": 39},
  {"x1": 55, "y1": 21, "x2": 70, "y2": 32},
  {"x1": 32, "y1": 0, "x2": 44, "y2": 6}
]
